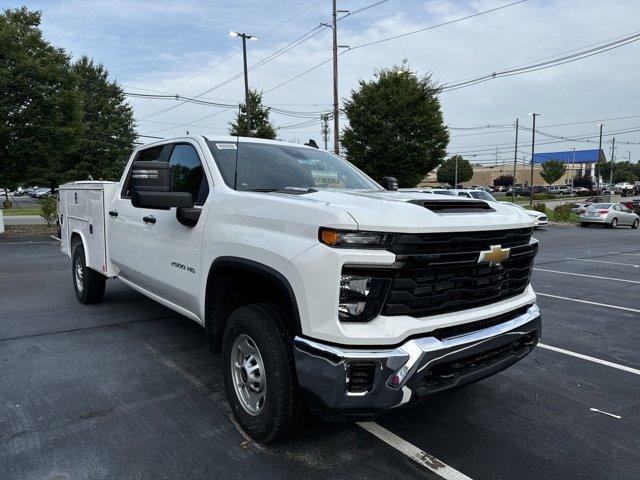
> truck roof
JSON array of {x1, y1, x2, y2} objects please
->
[{"x1": 139, "y1": 135, "x2": 322, "y2": 151}]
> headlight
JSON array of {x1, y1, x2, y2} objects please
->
[
  {"x1": 339, "y1": 271, "x2": 391, "y2": 322},
  {"x1": 319, "y1": 228, "x2": 393, "y2": 248}
]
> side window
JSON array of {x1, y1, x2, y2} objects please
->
[
  {"x1": 122, "y1": 146, "x2": 164, "y2": 198},
  {"x1": 169, "y1": 144, "x2": 209, "y2": 205},
  {"x1": 457, "y1": 192, "x2": 468, "y2": 197}
]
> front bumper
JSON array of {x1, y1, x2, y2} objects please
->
[{"x1": 294, "y1": 304, "x2": 541, "y2": 418}]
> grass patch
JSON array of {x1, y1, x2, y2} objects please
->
[{"x1": 1, "y1": 205, "x2": 43, "y2": 216}]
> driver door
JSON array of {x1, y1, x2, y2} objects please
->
[{"x1": 138, "y1": 141, "x2": 211, "y2": 317}]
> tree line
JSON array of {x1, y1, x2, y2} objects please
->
[{"x1": 0, "y1": 7, "x2": 136, "y2": 204}]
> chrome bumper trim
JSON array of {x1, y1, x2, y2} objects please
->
[{"x1": 293, "y1": 304, "x2": 541, "y2": 414}]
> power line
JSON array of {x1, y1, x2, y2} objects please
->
[{"x1": 441, "y1": 30, "x2": 640, "y2": 92}]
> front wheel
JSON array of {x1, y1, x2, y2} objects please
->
[
  {"x1": 222, "y1": 304, "x2": 306, "y2": 443},
  {"x1": 632, "y1": 218, "x2": 639, "y2": 229},
  {"x1": 72, "y1": 244, "x2": 106, "y2": 304}
]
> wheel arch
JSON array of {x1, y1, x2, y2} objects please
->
[
  {"x1": 204, "y1": 257, "x2": 302, "y2": 351},
  {"x1": 70, "y1": 230, "x2": 87, "y2": 255}
]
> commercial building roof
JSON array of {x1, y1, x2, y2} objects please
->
[{"x1": 531, "y1": 149, "x2": 605, "y2": 164}]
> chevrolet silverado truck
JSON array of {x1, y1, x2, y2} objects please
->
[{"x1": 59, "y1": 136, "x2": 541, "y2": 443}]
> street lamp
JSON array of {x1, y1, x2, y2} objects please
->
[
  {"x1": 229, "y1": 31, "x2": 258, "y2": 136},
  {"x1": 596, "y1": 123, "x2": 603, "y2": 196},
  {"x1": 528, "y1": 113, "x2": 540, "y2": 206}
]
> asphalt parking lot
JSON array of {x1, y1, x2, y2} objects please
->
[{"x1": 1, "y1": 226, "x2": 639, "y2": 479}]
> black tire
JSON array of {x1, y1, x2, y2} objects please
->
[
  {"x1": 610, "y1": 217, "x2": 619, "y2": 229},
  {"x1": 580, "y1": 222, "x2": 589, "y2": 228},
  {"x1": 222, "y1": 304, "x2": 306, "y2": 443},
  {"x1": 632, "y1": 219, "x2": 639, "y2": 230},
  {"x1": 72, "y1": 244, "x2": 106, "y2": 304}
]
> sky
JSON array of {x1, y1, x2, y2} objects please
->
[{"x1": 6, "y1": 0, "x2": 640, "y2": 165}]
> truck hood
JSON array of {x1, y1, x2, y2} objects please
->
[{"x1": 279, "y1": 189, "x2": 535, "y2": 233}]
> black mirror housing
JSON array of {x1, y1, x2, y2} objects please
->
[
  {"x1": 129, "y1": 161, "x2": 171, "y2": 192},
  {"x1": 381, "y1": 176, "x2": 398, "y2": 191},
  {"x1": 131, "y1": 191, "x2": 194, "y2": 210}
]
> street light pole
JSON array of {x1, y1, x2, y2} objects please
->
[
  {"x1": 229, "y1": 31, "x2": 258, "y2": 136},
  {"x1": 454, "y1": 155, "x2": 458, "y2": 188},
  {"x1": 529, "y1": 113, "x2": 539, "y2": 207},
  {"x1": 571, "y1": 147, "x2": 576, "y2": 193},
  {"x1": 609, "y1": 137, "x2": 615, "y2": 190}
]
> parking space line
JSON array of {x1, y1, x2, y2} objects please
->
[
  {"x1": 533, "y1": 268, "x2": 640, "y2": 284},
  {"x1": 357, "y1": 422, "x2": 473, "y2": 480},
  {"x1": 610, "y1": 251, "x2": 640, "y2": 257},
  {"x1": 537, "y1": 292, "x2": 640, "y2": 314},
  {"x1": 565, "y1": 257, "x2": 640, "y2": 268},
  {"x1": 539, "y1": 343, "x2": 640, "y2": 376}
]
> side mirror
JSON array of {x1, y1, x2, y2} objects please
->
[
  {"x1": 129, "y1": 161, "x2": 171, "y2": 192},
  {"x1": 381, "y1": 176, "x2": 398, "y2": 191},
  {"x1": 131, "y1": 190, "x2": 194, "y2": 210}
]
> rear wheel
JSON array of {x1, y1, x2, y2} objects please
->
[
  {"x1": 222, "y1": 304, "x2": 306, "y2": 443},
  {"x1": 610, "y1": 217, "x2": 619, "y2": 229},
  {"x1": 72, "y1": 244, "x2": 106, "y2": 304},
  {"x1": 632, "y1": 219, "x2": 639, "y2": 229}
]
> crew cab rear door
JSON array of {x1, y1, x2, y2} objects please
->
[
  {"x1": 138, "y1": 141, "x2": 211, "y2": 317},
  {"x1": 108, "y1": 144, "x2": 169, "y2": 283}
]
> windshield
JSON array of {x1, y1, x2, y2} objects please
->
[
  {"x1": 469, "y1": 191, "x2": 497, "y2": 202},
  {"x1": 207, "y1": 141, "x2": 382, "y2": 191}
]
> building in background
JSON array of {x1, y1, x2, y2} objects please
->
[{"x1": 419, "y1": 149, "x2": 606, "y2": 187}]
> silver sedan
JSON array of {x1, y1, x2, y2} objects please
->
[{"x1": 580, "y1": 203, "x2": 639, "y2": 229}]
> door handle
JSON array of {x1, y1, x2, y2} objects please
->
[
  {"x1": 143, "y1": 215, "x2": 156, "y2": 224},
  {"x1": 108, "y1": 210, "x2": 118, "y2": 217}
]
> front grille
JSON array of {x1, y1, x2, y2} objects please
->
[{"x1": 380, "y1": 228, "x2": 536, "y2": 318}]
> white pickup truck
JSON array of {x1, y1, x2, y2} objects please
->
[{"x1": 59, "y1": 135, "x2": 541, "y2": 443}]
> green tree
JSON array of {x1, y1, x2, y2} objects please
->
[
  {"x1": 229, "y1": 89, "x2": 276, "y2": 139},
  {"x1": 540, "y1": 160, "x2": 566, "y2": 186},
  {"x1": 63, "y1": 56, "x2": 136, "y2": 181},
  {"x1": 0, "y1": 7, "x2": 83, "y2": 205},
  {"x1": 436, "y1": 155, "x2": 473, "y2": 186},
  {"x1": 341, "y1": 63, "x2": 449, "y2": 187}
]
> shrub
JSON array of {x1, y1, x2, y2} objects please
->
[
  {"x1": 39, "y1": 197, "x2": 57, "y2": 226},
  {"x1": 553, "y1": 203, "x2": 572, "y2": 223},
  {"x1": 532, "y1": 203, "x2": 547, "y2": 214},
  {"x1": 532, "y1": 193, "x2": 556, "y2": 200}
]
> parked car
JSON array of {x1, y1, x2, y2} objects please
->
[
  {"x1": 58, "y1": 135, "x2": 541, "y2": 443},
  {"x1": 493, "y1": 185, "x2": 506, "y2": 192},
  {"x1": 451, "y1": 190, "x2": 548, "y2": 228},
  {"x1": 580, "y1": 203, "x2": 639, "y2": 228},
  {"x1": 622, "y1": 199, "x2": 640, "y2": 215},
  {"x1": 614, "y1": 182, "x2": 635, "y2": 196},
  {"x1": 548, "y1": 185, "x2": 573, "y2": 195},
  {"x1": 34, "y1": 187, "x2": 52, "y2": 198},
  {"x1": 571, "y1": 196, "x2": 600, "y2": 214}
]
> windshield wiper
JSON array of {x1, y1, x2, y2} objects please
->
[{"x1": 241, "y1": 187, "x2": 318, "y2": 195}]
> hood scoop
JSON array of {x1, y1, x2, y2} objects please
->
[{"x1": 409, "y1": 199, "x2": 495, "y2": 213}]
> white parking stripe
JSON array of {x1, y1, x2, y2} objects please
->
[
  {"x1": 357, "y1": 422, "x2": 473, "y2": 480},
  {"x1": 610, "y1": 251, "x2": 640, "y2": 257},
  {"x1": 537, "y1": 292, "x2": 640, "y2": 314},
  {"x1": 565, "y1": 257, "x2": 640, "y2": 268},
  {"x1": 539, "y1": 343, "x2": 640, "y2": 376},
  {"x1": 534, "y1": 268, "x2": 640, "y2": 284}
]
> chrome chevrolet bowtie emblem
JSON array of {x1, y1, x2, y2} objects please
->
[{"x1": 478, "y1": 245, "x2": 510, "y2": 266}]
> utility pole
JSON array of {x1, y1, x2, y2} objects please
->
[
  {"x1": 321, "y1": 113, "x2": 330, "y2": 150},
  {"x1": 571, "y1": 147, "x2": 576, "y2": 192},
  {"x1": 628, "y1": 150, "x2": 632, "y2": 162},
  {"x1": 454, "y1": 155, "x2": 459, "y2": 188},
  {"x1": 609, "y1": 137, "x2": 615, "y2": 189},
  {"x1": 596, "y1": 123, "x2": 603, "y2": 196},
  {"x1": 512, "y1": 118, "x2": 519, "y2": 203},
  {"x1": 331, "y1": 0, "x2": 340, "y2": 155},
  {"x1": 229, "y1": 31, "x2": 258, "y2": 135},
  {"x1": 529, "y1": 113, "x2": 540, "y2": 206}
]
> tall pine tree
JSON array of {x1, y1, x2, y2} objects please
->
[{"x1": 229, "y1": 89, "x2": 276, "y2": 139}]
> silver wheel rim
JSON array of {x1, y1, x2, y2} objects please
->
[
  {"x1": 612, "y1": 219, "x2": 618, "y2": 228},
  {"x1": 231, "y1": 334, "x2": 266, "y2": 416},
  {"x1": 75, "y1": 259, "x2": 84, "y2": 293}
]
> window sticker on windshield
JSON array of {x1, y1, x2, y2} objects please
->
[{"x1": 215, "y1": 143, "x2": 237, "y2": 150}]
